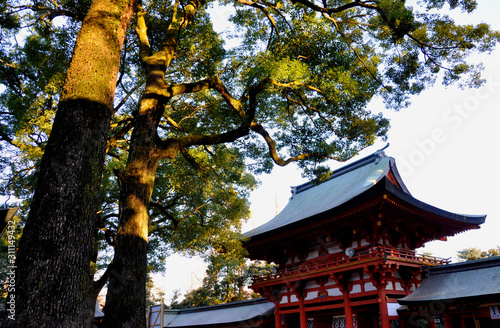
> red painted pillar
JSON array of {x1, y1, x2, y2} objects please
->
[
  {"x1": 443, "y1": 312, "x2": 454, "y2": 328},
  {"x1": 344, "y1": 293, "x2": 354, "y2": 328},
  {"x1": 274, "y1": 302, "x2": 282, "y2": 328},
  {"x1": 299, "y1": 298, "x2": 307, "y2": 328},
  {"x1": 377, "y1": 288, "x2": 391, "y2": 328},
  {"x1": 460, "y1": 316, "x2": 466, "y2": 328}
]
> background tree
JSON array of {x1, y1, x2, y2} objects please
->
[
  {"x1": 1, "y1": 0, "x2": 500, "y2": 327},
  {"x1": 457, "y1": 246, "x2": 500, "y2": 261},
  {"x1": 169, "y1": 250, "x2": 274, "y2": 308}
]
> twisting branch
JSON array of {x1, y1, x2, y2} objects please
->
[
  {"x1": 153, "y1": 75, "x2": 340, "y2": 166},
  {"x1": 93, "y1": 262, "x2": 114, "y2": 298},
  {"x1": 135, "y1": 4, "x2": 152, "y2": 63},
  {"x1": 106, "y1": 119, "x2": 134, "y2": 154},
  {"x1": 0, "y1": 128, "x2": 16, "y2": 147},
  {"x1": 113, "y1": 83, "x2": 142, "y2": 113},
  {"x1": 289, "y1": 0, "x2": 365, "y2": 14},
  {"x1": 150, "y1": 201, "x2": 182, "y2": 229},
  {"x1": 213, "y1": 76, "x2": 342, "y2": 166},
  {"x1": 237, "y1": 0, "x2": 280, "y2": 38},
  {"x1": 143, "y1": 77, "x2": 214, "y2": 99},
  {"x1": 95, "y1": 213, "x2": 118, "y2": 248}
]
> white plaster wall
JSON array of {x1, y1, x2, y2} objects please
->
[
  {"x1": 279, "y1": 285, "x2": 289, "y2": 304},
  {"x1": 387, "y1": 303, "x2": 400, "y2": 316},
  {"x1": 364, "y1": 282, "x2": 377, "y2": 292},
  {"x1": 324, "y1": 278, "x2": 336, "y2": 287},
  {"x1": 306, "y1": 250, "x2": 318, "y2": 260},
  {"x1": 305, "y1": 280, "x2": 319, "y2": 289},
  {"x1": 305, "y1": 291, "x2": 316, "y2": 301},
  {"x1": 329, "y1": 244, "x2": 342, "y2": 254},
  {"x1": 351, "y1": 284, "x2": 361, "y2": 294},
  {"x1": 326, "y1": 287, "x2": 342, "y2": 297}
]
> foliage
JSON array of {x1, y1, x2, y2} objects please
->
[
  {"x1": 170, "y1": 250, "x2": 274, "y2": 308},
  {"x1": 456, "y1": 246, "x2": 500, "y2": 262}
]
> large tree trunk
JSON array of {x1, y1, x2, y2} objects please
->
[
  {"x1": 103, "y1": 2, "x2": 205, "y2": 326},
  {"x1": 104, "y1": 97, "x2": 166, "y2": 328},
  {"x1": 10, "y1": 0, "x2": 136, "y2": 327}
]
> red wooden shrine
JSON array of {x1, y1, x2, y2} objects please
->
[{"x1": 243, "y1": 150, "x2": 485, "y2": 328}]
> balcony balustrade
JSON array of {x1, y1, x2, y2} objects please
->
[{"x1": 252, "y1": 245, "x2": 450, "y2": 284}]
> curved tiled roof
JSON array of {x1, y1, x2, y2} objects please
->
[
  {"x1": 162, "y1": 298, "x2": 274, "y2": 327},
  {"x1": 244, "y1": 149, "x2": 485, "y2": 241},
  {"x1": 398, "y1": 256, "x2": 500, "y2": 304},
  {"x1": 245, "y1": 150, "x2": 402, "y2": 239}
]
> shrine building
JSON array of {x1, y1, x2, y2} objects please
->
[
  {"x1": 146, "y1": 149, "x2": 497, "y2": 328},
  {"x1": 243, "y1": 149, "x2": 485, "y2": 328}
]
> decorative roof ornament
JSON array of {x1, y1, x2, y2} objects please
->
[{"x1": 374, "y1": 143, "x2": 390, "y2": 164}]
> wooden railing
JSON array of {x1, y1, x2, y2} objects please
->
[{"x1": 252, "y1": 245, "x2": 450, "y2": 284}]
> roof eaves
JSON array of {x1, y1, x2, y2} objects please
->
[
  {"x1": 383, "y1": 178, "x2": 486, "y2": 226},
  {"x1": 387, "y1": 157, "x2": 411, "y2": 195}
]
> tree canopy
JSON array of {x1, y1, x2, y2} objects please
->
[
  {"x1": 457, "y1": 246, "x2": 500, "y2": 262},
  {"x1": 169, "y1": 249, "x2": 274, "y2": 309},
  {"x1": 1, "y1": 0, "x2": 499, "y2": 326}
]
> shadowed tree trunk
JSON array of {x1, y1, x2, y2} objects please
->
[
  {"x1": 9, "y1": 0, "x2": 137, "y2": 326},
  {"x1": 103, "y1": 94, "x2": 165, "y2": 327}
]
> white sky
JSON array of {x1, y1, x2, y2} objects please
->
[{"x1": 156, "y1": 1, "x2": 500, "y2": 302}]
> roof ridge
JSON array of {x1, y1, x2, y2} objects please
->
[{"x1": 291, "y1": 145, "x2": 389, "y2": 196}]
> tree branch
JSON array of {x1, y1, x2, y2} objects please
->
[
  {"x1": 150, "y1": 201, "x2": 181, "y2": 229},
  {"x1": 93, "y1": 262, "x2": 114, "y2": 298},
  {"x1": 0, "y1": 128, "x2": 16, "y2": 147},
  {"x1": 135, "y1": 4, "x2": 152, "y2": 63}
]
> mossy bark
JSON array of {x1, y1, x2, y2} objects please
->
[{"x1": 10, "y1": 0, "x2": 137, "y2": 326}]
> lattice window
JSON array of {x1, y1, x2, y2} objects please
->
[{"x1": 332, "y1": 315, "x2": 357, "y2": 328}]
